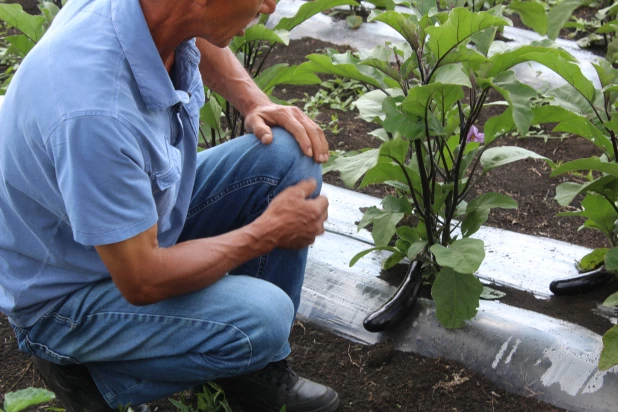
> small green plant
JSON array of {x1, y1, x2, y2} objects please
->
[
  {"x1": 1, "y1": 387, "x2": 55, "y2": 412},
  {"x1": 169, "y1": 383, "x2": 232, "y2": 412}
]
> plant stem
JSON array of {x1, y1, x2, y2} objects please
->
[
  {"x1": 384, "y1": 155, "x2": 426, "y2": 221},
  {"x1": 414, "y1": 139, "x2": 435, "y2": 245}
]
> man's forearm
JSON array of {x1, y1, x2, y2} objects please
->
[{"x1": 196, "y1": 38, "x2": 269, "y2": 117}]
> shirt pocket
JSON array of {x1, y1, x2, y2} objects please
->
[{"x1": 152, "y1": 143, "x2": 182, "y2": 233}]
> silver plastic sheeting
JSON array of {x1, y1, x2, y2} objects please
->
[
  {"x1": 301, "y1": 184, "x2": 618, "y2": 412},
  {"x1": 321, "y1": 184, "x2": 591, "y2": 298}
]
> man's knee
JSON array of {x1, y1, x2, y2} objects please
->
[{"x1": 267, "y1": 127, "x2": 322, "y2": 195}]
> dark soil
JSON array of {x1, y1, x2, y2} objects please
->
[{"x1": 0, "y1": 29, "x2": 612, "y2": 412}]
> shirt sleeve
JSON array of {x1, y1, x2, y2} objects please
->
[{"x1": 47, "y1": 114, "x2": 158, "y2": 246}]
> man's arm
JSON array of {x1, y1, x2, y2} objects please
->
[
  {"x1": 195, "y1": 39, "x2": 329, "y2": 163},
  {"x1": 96, "y1": 179, "x2": 327, "y2": 306}
]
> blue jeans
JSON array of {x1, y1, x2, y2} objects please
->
[{"x1": 13, "y1": 128, "x2": 322, "y2": 407}]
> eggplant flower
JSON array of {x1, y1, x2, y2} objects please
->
[{"x1": 466, "y1": 125, "x2": 484, "y2": 144}]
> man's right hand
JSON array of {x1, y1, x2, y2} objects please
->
[{"x1": 254, "y1": 179, "x2": 328, "y2": 250}]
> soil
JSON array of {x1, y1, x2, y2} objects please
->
[{"x1": 0, "y1": 17, "x2": 614, "y2": 412}]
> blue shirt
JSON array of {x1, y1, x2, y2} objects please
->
[{"x1": 0, "y1": 0, "x2": 205, "y2": 327}]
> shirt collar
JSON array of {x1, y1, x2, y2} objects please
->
[{"x1": 111, "y1": 0, "x2": 192, "y2": 111}]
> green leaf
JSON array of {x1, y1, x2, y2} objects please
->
[
  {"x1": 0, "y1": 3, "x2": 47, "y2": 43},
  {"x1": 354, "y1": 90, "x2": 389, "y2": 123},
  {"x1": 298, "y1": 54, "x2": 390, "y2": 89},
  {"x1": 578, "y1": 194, "x2": 618, "y2": 237},
  {"x1": 369, "y1": 11, "x2": 420, "y2": 50},
  {"x1": 383, "y1": 97, "x2": 425, "y2": 138},
  {"x1": 604, "y1": 246, "x2": 618, "y2": 273},
  {"x1": 360, "y1": 58, "x2": 402, "y2": 84},
  {"x1": 5, "y1": 34, "x2": 35, "y2": 57},
  {"x1": 199, "y1": 93, "x2": 223, "y2": 135},
  {"x1": 577, "y1": 248, "x2": 609, "y2": 272},
  {"x1": 4, "y1": 388, "x2": 55, "y2": 412},
  {"x1": 346, "y1": 14, "x2": 363, "y2": 29},
  {"x1": 380, "y1": 136, "x2": 410, "y2": 165},
  {"x1": 461, "y1": 193, "x2": 518, "y2": 237},
  {"x1": 484, "y1": 44, "x2": 576, "y2": 78},
  {"x1": 349, "y1": 246, "x2": 398, "y2": 267},
  {"x1": 38, "y1": 1, "x2": 60, "y2": 26},
  {"x1": 382, "y1": 195, "x2": 412, "y2": 214},
  {"x1": 507, "y1": 1, "x2": 547, "y2": 35},
  {"x1": 360, "y1": 162, "x2": 421, "y2": 190},
  {"x1": 547, "y1": 0, "x2": 587, "y2": 40},
  {"x1": 430, "y1": 238, "x2": 485, "y2": 274},
  {"x1": 414, "y1": 0, "x2": 436, "y2": 15},
  {"x1": 383, "y1": 251, "x2": 406, "y2": 269},
  {"x1": 521, "y1": 52, "x2": 596, "y2": 104},
  {"x1": 545, "y1": 84, "x2": 595, "y2": 116},
  {"x1": 484, "y1": 107, "x2": 515, "y2": 145},
  {"x1": 531, "y1": 106, "x2": 611, "y2": 155},
  {"x1": 407, "y1": 240, "x2": 427, "y2": 260},
  {"x1": 599, "y1": 325, "x2": 618, "y2": 371},
  {"x1": 603, "y1": 290, "x2": 618, "y2": 307},
  {"x1": 230, "y1": 25, "x2": 289, "y2": 52},
  {"x1": 485, "y1": 71, "x2": 537, "y2": 136},
  {"x1": 432, "y1": 63, "x2": 472, "y2": 88},
  {"x1": 357, "y1": 206, "x2": 404, "y2": 246},
  {"x1": 481, "y1": 146, "x2": 548, "y2": 172},
  {"x1": 551, "y1": 157, "x2": 618, "y2": 179},
  {"x1": 397, "y1": 226, "x2": 420, "y2": 243},
  {"x1": 470, "y1": 27, "x2": 496, "y2": 57},
  {"x1": 254, "y1": 64, "x2": 321, "y2": 93},
  {"x1": 401, "y1": 83, "x2": 464, "y2": 119},
  {"x1": 431, "y1": 267, "x2": 484, "y2": 328},
  {"x1": 555, "y1": 176, "x2": 618, "y2": 206},
  {"x1": 425, "y1": 8, "x2": 509, "y2": 62},
  {"x1": 275, "y1": 0, "x2": 359, "y2": 31},
  {"x1": 330, "y1": 149, "x2": 380, "y2": 187},
  {"x1": 480, "y1": 286, "x2": 506, "y2": 300}
]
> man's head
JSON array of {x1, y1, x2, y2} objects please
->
[
  {"x1": 140, "y1": 0, "x2": 277, "y2": 54},
  {"x1": 188, "y1": 0, "x2": 277, "y2": 47}
]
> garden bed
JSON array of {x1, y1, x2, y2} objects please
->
[{"x1": 1, "y1": 36, "x2": 616, "y2": 412}]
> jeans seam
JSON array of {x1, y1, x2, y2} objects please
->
[
  {"x1": 36, "y1": 311, "x2": 254, "y2": 368},
  {"x1": 186, "y1": 176, "x2": 279, "y2": 219}
]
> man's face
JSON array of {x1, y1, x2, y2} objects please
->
[{"x1": 200, "y1": 0, "x2": 277, "y2": 47}]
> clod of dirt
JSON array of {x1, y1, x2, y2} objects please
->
[{"x1": 365, "y1": 343, "x2": 395, "y2": 367}]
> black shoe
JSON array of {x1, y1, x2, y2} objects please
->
[
  {"x1": 31, "y1": 356, "x2": 150, "y2": 412},
  {"x1": 219, "y1": 360, "x2": 339, "y2": 412}
]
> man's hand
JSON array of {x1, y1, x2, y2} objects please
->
[
  {"x1": 254, "y1": 178, "x2": 329, "y2": 250},
  {"x1": 244, "y1": 102, "x2": 330, "y2": 164}
]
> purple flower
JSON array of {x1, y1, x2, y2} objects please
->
[{"x1": 466, "y1": 125, "x2": 484, "y2": 144}]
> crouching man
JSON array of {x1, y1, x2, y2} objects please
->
[{"x1": 0, "y1": 0, "x2": 338, "y2": 410}]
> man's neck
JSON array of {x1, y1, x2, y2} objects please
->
[{"x1": 139, "y1": 0, "x2": 186, "y2": 70}]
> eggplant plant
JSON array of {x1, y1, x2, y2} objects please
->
[
  {"x1": 515, "y1": 57, "x2": 618, "y2": 370},
  {"x1": 199, "y1": 0, "x2": 357, "y2": 146},
  {"x1": 299, "y1": 7, "x2": 569, "y2": 330}
]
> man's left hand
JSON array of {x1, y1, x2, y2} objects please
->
[{"x1": 244, "y1": 102, "x2": 329, "y2": 164}]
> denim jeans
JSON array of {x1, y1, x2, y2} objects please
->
[{"x1": 12, "y1": 128, "x2": 322, "y2": 407}]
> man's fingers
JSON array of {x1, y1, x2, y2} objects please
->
[
  {"x1": 294, "y1": 109, "x2": 329, "y2": 163},
  {"x1": 293, "y1": 178, "x2": 318, "y2": 198},
  {"x1": 250, "y1": 118, "x2": 273, "y2": 145}
]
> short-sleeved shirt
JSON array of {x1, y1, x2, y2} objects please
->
[{"x1": 0, "y1": 0, "x2": 205, "y2": 327}]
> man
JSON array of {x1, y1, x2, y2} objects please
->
[{"x1": 0, "y1": 0, "x2": 338, "y2": 411}]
